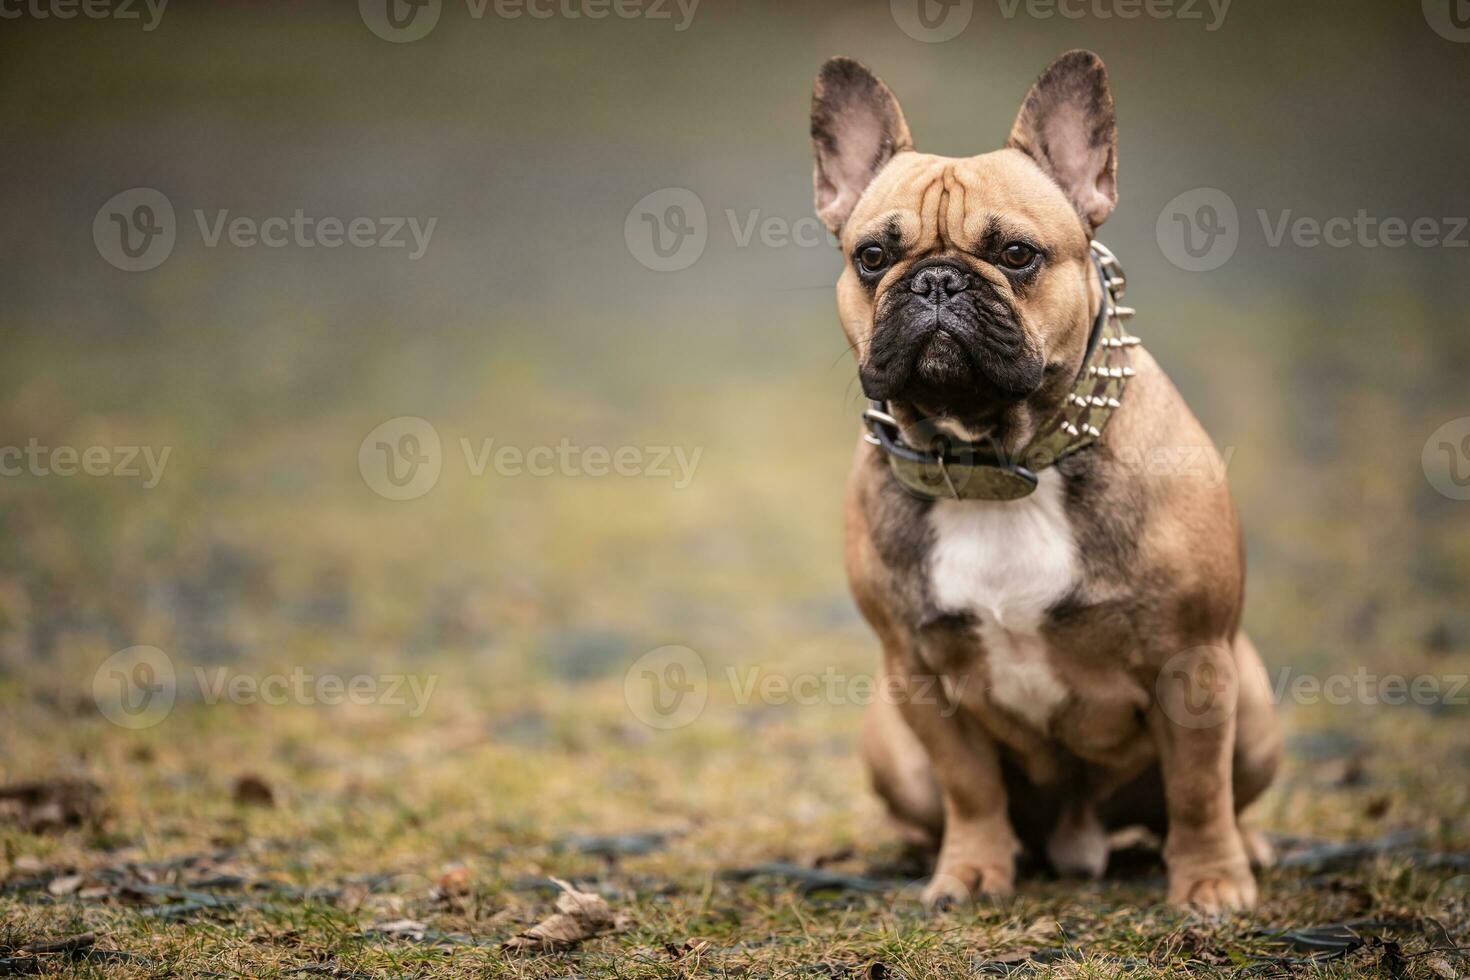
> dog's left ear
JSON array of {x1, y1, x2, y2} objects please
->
[
  {"x1": 811, "y1": 57, "x2": 914, "y2": 235},
  {"x1": 1007, "y1": 49, "x2": 1118, "y2": 233}
]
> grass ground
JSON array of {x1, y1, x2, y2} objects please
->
[
  {"x1": 1, "y1": 345, "x2": 1468, "y2": 978},
  {"x1": 1, "y1": 676, "x2": 1468, "y2": 978},
  {"x1": 0, "y1": 283, "x2": 1464, "y2": 980},
  {"x1": 4, "y1": 6, "x2": 1470, "y2": 974}
]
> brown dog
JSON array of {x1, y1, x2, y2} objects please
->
[{"x1": 810, "y1": 50, "x2": 1281, "y2": 913}]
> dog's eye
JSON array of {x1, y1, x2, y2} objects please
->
[
  {"x1": 999, "y1": 243, "x2": 1038, "y2": 270},
  {"x1": 858, "y1": 245, "x2": 887, "y2": 272}
]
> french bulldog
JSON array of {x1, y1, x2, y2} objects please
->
[{"x1": 810, "y1": 50, "x2": 1281, "y2": 913}]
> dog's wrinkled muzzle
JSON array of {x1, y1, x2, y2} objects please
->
[{"x1": 859, "y1": 259, "x2": 1044, "y2": 412}]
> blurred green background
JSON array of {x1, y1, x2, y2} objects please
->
[{"x1": 1, "y1": 0, "x2": 1468, "y2": 730}]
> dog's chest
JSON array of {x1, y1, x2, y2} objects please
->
[{"x1": 926, "y1": 472, "x2": 1078, "y2": 730}]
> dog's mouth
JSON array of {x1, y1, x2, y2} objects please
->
[
  {"x1": 914, "y1": 330, "x2": 971, "y2": 388},
  {"x1": 858, "y1": 264, "x2": 1045, "y2": 417}
]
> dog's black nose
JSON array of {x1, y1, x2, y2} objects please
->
[{"x1": 910, "y1": 265, "x2": 968, "y2": 299}]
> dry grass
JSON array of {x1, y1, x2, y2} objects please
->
[{"x1": 2, "y1": 320, "x2": 1468, "y2": 977}]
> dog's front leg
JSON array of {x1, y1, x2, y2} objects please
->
[
  {"x1": 1149, "y1": 643, "x2": 1257, "y2": 913},
  {"x1": 895, "y1": 670, "x2": 1020, "y2": 910}
]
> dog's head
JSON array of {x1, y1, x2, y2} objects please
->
[{"x1": 811, "y1": 50, "x2": 1118, "y2": 438}]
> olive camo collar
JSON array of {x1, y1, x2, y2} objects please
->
[{"x1": 861, "y1": 241, "x2": 1138, "y2": 502}]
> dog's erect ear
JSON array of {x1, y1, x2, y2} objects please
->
[
  {"x1": 1007, "y1": 49, "x2": 1118, "y2": 233},
  {"x1": 810, "y1": 57, "x2": 913, "y2": 235}
]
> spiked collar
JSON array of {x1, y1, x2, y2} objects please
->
[{"x1": 862, "y1": 241, "x2": 1138, "y2": 502}]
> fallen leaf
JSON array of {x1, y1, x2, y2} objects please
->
[
  {"x1": 46, "y1": 875, "x2": 85, "y2": 897},
  {"x1": 0, "y1": 779, "x2": 104, "y2": 832},
  {"x1": 663, "y1": 939, "x2": 711, "y2": 960},
  {"x1": 1425, "y1": 917, "x2": 1458, "y2": 951},
  {"x1": 232, "y1": 774, "x2": 275, "y2": 807},
  {"x1": 435, "y1": 865, "x2": 472, "y2": 897},
  {"x1": 1024, "y1": 917, "x2": 1061, "y2": 940},
  {"x1": 1426, "y1": 954, "x2": 1459, "y2": 980},
  {"x1": 502, "y1": 877, "x2": 629, "y2": 953}
]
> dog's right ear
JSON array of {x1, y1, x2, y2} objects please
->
[{"x1": 810, "y1": 58, "x2": 913, "y2": 235}]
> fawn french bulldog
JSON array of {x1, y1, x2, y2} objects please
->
[{"x1": 811, "y1": 50, "x2": 1281, "y2": 913}]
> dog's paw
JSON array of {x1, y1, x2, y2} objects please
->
[
  {"x1": 1167, "y1": 862, "x2": 1257, "y2": 915},
  {"x1": 921, "y1": 864, "x2": 1013, "y2": 912}
]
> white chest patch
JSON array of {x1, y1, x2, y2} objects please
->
[{"x1": 927, "y1": 471, "x2": 1078, "y2": 730}]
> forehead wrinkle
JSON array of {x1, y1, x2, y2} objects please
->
[
  {"x1": 937, "y1": 182, "x2": 951, "y2": 251},
  {"x1": 944, "y1": 168, "x2": 968, "y2": 252},
  {"x1": 949, "y1": 167, "x2": 991, "y2": 248},
  {"x1": 917, "y1": 174, "x2": 944, "y2": 252}
]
